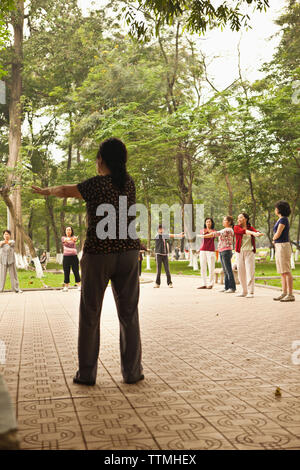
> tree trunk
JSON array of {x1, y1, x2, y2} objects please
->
[
  {"x1": 10, "y1": 189, "x2": 25, "y2": 255},
  {"x1": 146, "y1": 203, "x2": 151, "y2": 270},
  {"x1": 181, "y1": 206, "x2": 185, "y2": 252},
  {"x1": 60, "y1": 198, "x2": 67, "y2": 235},
  {"x1": 147, "y1": 203, "x2": 151, "y2": 251},
  {"x1": 28, "y1": 206, "x2": 34, "y2": 240},
  {"x1": 247, "y1": 172, "x2": 257, "y2": 226},
  {"x1": 46, "y1": 224, "x2": 50, "y2": 253},
  {"x1": 1, "y1": 190, "x2": 43, "y2": 278},
  {"x1": 45, "y1": 196, "x2": 61, "y2": 253},
  {"x1": 176, "y1": 153, "x2": 188, "y2": 205},
  {"x1": 60, "y1": 114, "x2": 73, "y2": 233},
  {"x1": 7, "y1": 0, "x2": 25, "y2": 256},
  {"x1": 290, "y1": 178, "x2": 300, "y2": 229},
  {"x1": 76, "y1": 147, "x2": 84, "y2": 250},
  {"x1": 266, "y1": 209, "x2": 274, "y2": 256},
  {"x1": 78, "y1": 212, "x2": 84, "y2": 251},
  {"x1": 224, "y1": 170, "x2": 233, "y2": 216},
  {"x1": 26, "y1": 207, "x2": 34, "y2": 264}
]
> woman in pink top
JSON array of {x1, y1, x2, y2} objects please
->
[
  {"x1": 62, "y1": 226, "x2": 81, "y2": 291},
  {"x1": 200, "y1": 216, "x2": 236, "y2": 293},
  {"x1": 197, "y1": 218, "x2": 216, "y2": 289}
]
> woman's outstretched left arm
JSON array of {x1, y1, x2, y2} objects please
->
[{"x1": 32, "y1": 185, "x2": 83, "y2": 199}]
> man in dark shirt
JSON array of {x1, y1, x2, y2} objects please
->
[{"x1": 154, "y1": 225, "x2": 184, "y2": 288}]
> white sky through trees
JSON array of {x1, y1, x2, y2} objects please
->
[
  {"x1": 41, "y1": 0, "x2": 289, "y2": 162},
  {"x1": 77, "y1": 0, "x2": 287, "y2": 89}
]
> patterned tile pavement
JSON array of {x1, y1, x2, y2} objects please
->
[{"x1": 0, "y1": 274, "x2": 299, "y2": 450}]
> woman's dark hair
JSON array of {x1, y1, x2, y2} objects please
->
[
  {"x1": 97, "y1": 138, "x2": 128, "y2": 192},
  {"x1": 204, "y1": 217, "x2": 215, "y2": 229},
  {"x1": 225, "y1": 215, "x2": 234, "y2": 227},
  {"x1": 64, "y1": 226, "x2": 74, "y2": 236},
  {"x1": 241, "y1": 213, "x2": 251, "y2": 228},
  {"x1": 3, "y1": 229, "x2": 11, "y2": 235},
  {"x1": 275, "y1": 200, "x2": 291, "y2": 217}
]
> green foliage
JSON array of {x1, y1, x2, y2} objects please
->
[
  {"x1": 1, "y1": 0, "x2": 299, "y2": 256},
  {"x1": 122, "y1": 0, "x2": 270, "y2": 39},
  {"x1": 0, "y1": 0, "x2": 15, "y2": 77}
]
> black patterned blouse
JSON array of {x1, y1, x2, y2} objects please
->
[{"x1": 77, "y1": 174, "x2": 141, "y2": 254}]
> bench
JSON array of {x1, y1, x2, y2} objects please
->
[
  {"x1": 255, "y1": 251, "x2": 268, "y2": 262},
  {"x1": 215, "y1": 267, "x2": 240, "y2": 285},
  {"x1": 215, "y1": 268, "x2": 224, "y2": 284}
]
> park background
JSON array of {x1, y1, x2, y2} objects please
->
[{"x1": 0, "y1": 0, "x2": 299, "y2": 290}]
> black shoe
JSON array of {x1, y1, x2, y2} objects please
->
[
  {"x1": 123, "y1": 374, "x2": 144, "y2": 384},
  {"x1": 73, "y1": 373, "x2": 95, "y2": 386}
]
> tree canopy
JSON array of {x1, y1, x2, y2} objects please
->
[
  {"x1": 122, "y1": 0, "x2": 270, "y2": 39},
  {"x1": 0, "y1": 0, "x2": 299, "y2": 255}
]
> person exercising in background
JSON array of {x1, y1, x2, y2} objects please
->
[
  {"x1": 139, "y1": 242, "x2": 148, "y2": 278},
  {"x1": 62, "y1": 227, "x2": 81, "y2": 291},
  {"x1": 154, "y1": 225, "x2": 184, "y2": 288},
  {"x1": 40, "y1": 251, "x2": 47, "y2": 271},
  {"x1": 0, "y1": 230, "x2": 22, "y2": 294}
]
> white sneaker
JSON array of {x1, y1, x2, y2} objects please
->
[
  {"x1": 246, "y1": 293, "x2": 254, "y2": 298},
  {"x1": 153, "y1": 284, "x2": 160, "y2": 288},
  {"x1": 77, "y1": 285, "x2": 81, "y2": 291},
  {"x1": 224, "y1": 289, "x2": 235, "y2": 293},
  {"x1": 219, "y1": 288, "x2": 226, "y2": 292},
  {"x1": 236, "y1": 293, "x2": 246, "y2": 297},
  {"x1": 62, "y1": 286, "x2": 68, "y2": 292},
  {"x1": 15, "y1": 290, "x2": 23, "y2": 294},
  {"x1": 169, "y1": 283, "x2": 173, "y2": 288}
]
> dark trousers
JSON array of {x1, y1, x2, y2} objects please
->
[
  {"x1": 63, "y1": 255, "x2": 81, "y2": 284},
  {"x1": 155, "y1": 254, "x2": 172, "y2": 285},
  {"x1": 220, "y1": 250, "x2": 236, "y2": 291},
  {"x1": 78, "y1": 250, "x2": 143, "y2": 383},
  {"x1": 139, "y1": 259, "x2": 142, "y2": 277}
]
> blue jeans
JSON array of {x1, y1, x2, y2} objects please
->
[{"x1": 220, "y1": 250, "x2": 236, "y2": 291}]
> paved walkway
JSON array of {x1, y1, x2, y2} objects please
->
[{"x1": 0, "y1": 275, "x2": 299, "y2": 450}]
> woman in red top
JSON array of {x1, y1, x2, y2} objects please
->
[
  {"x1": 197, "y1": 217, "x2": 216, "y2": 289},
  {"x1": 234, "y1": 213, "x2": 264, "y2": 298}
]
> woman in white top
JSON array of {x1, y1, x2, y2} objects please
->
[
  {"x1": 0, "y1": 230, "x2": 22, "y2": 293},
  {"x1": 234, "y1": 213, "x2": 264, "y2": 298}
]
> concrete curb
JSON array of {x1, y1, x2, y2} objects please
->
[
  {"x1": 255, "y1": 283, "x2": 300, "y2": 295},
  {"x1": 1, "y1": 278, "x2": 153, "y2": 293},
  {"x1": 141, "y1": 272, "x2": 300, "y2": 295}
]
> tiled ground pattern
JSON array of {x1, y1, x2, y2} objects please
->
[{"x1": 0, "y1": 274, "x2": 300, "y2": 450}]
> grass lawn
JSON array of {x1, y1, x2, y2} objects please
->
[
  {"x1": 141, "y1": 259, "x2": 300, "y2": 290},
  {"x1": 3, "y1": 270, "x2": 66, "y2": 290},
  {"x1": 3, "y1": 259, "x2": 300, "y2": 291}
]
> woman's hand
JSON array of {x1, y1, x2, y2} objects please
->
[{"x1": 32, "y1": 186, "x2": 51, "y2": 196}]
